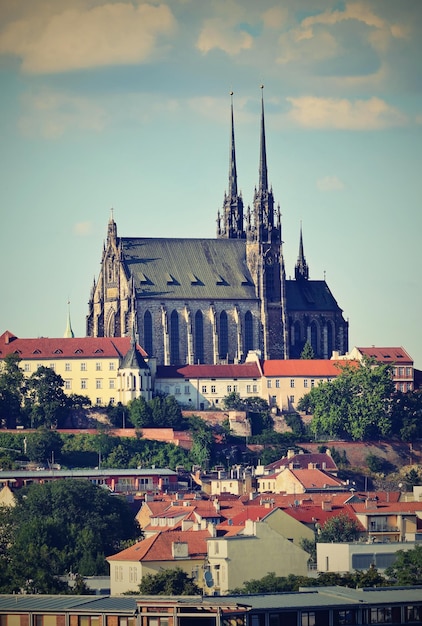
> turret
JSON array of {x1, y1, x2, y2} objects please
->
[{"x1": 295, "y1": 224, "x2": 309, "y2": 280}]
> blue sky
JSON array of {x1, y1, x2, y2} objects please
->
[{"x1": 1, "y1": 0, "x2": 421, "y2": 368}]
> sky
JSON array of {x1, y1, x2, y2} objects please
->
[{"x1": 0, "y1": 0, "x2": 421, "y2": 368}]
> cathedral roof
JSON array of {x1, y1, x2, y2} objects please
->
[
  {"x1": 285, "y1": 279, "x2": 343, "y2": 313},
  {"x1": 156, "y1": 362, "x2": 261, "y2": 379},
  {"x1": 120, "y1": 237, "x2": 257, "y2": 301}
]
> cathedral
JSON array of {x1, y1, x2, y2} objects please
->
[{"x1": 87, "y1": 92, "x2": 348, "y2": 366}]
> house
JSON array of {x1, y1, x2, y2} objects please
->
[
  {"x1": 257, "y1": 467, "x2": 347, "y2": 495},
  {"x1": 206, "y1": 508, "x2": 310, "y2": 595},
  {"x1": 262, "y1": 359, "x2": 350, "y2": 412},
  {"x1": 350, "y1": 499, "x2": 422, "y2": 543},
  {"x1": 333, "y1": 346, "x2": 414, "y2": 392},
  {"x1": 317, "y1": 541, "x2": 419, "y2": 574},
  {"x1": 0, "y1": 330, "x2": 154, "y2": 407},
  {"x1": 107, "y1": 527, "x2": 213, "y2": 594},
  {"x1": 263, "y1": 449, "x2": 338, "y2": 475}
]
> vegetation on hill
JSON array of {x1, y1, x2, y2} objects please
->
[
  {"x1": 137, "y1": 568, "x2": 201, "y2": 595},
  {"x1": 0, "y1": 480, "x2": 140, "y2": 593}
]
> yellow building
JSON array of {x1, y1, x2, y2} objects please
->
[{"x1": 0, "y1": 330, "x2": 154, "y2": 407}]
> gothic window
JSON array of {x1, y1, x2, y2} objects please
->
[
  {"x1": 194, "y1": 310, "x2": 204, "y2": 364},
  {"x1": 310, "y1": 321, "x2": 319, "y2": 356},
  {"x1": 170, "y1": 309, "x2": 180, "y2": 365},
  {"x1": 143, "y1": 311, "x2": 153, "y2": 356},
  {"x1": 245, "y1": 311, "x2": 254, "y2": 354},
  {"x1": 327, "y1": 320, "x2": 334, "y2": 357},
  {"x1": 106, "y1": 311, "x2": 115, "y2": 337},
  {"x1": 265, "y1": 264, "x2": 275, "y2": 300},
  {"x1": 219, "y1": 310, "x2": 228, "y2": 360},
  {"x1": 293, "y1": 321, "x2": 301, "y2": 344}
]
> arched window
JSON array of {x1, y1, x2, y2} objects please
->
[
  {"x1": 245, "y1": 311, "x2": 254, "y2": 354},
  {"x1": 195, "y1": 310, "x2": 204, "y2": 364},
  {"x1": 143, "y1": 311, "x2": 153, "y2": 356},
  {"x1": 219, "y1": 311, "x2": 228, "y2": 360},
  {"x1": 310, "y1": 321, "x2": 319, "y2": 357},
  {"x1": 106, "y1": 311, "x2": 115, "y2": 337},
  {"x1": 265, "y1": 265, "x2": 275, "y2": 301},
  {"x1": 327, "y1": 321, "x2": 334, "y2": 358},
  {"x1": 170, "y1": 310, "x2": 179, "y2": 365}
]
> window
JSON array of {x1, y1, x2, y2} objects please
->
[
  {"x1": 170, "y1": 309, "x2": 180, "y2": 365},
  {"x1": 96, "y1": 379, "x2": 102, "y2": 389},
  {"x1": 406, "y1": 606, "x2": 422, "y2": 622},
  {"x1": 49, "y1": 363, "x2": 55, "y2": 370},
  {"x1": 65, "y1": 362, "x2": 71, "y2": 371},
  {"x1": 333, "y1": 610, "x2": 356, "y2": 626},
  {"x1": 109, "y1": 379, "x2": 115, "y2": 389},
  {"x1": 195, "y1": 310, "x2": 204, "y2": 364},
  {"x1": 64, "y1": 379, "x2": 72, "y2": 390},
  {"x1": 219, "y1": 310, "x2": 229, "y2": 360},
  {"x1": 110, "y1": 397, "x2": 115, "y2": 405},
  {"x1": 96, "y1": 362, "x2": 102, "y2": 371},
  {"x1": 175, "y1": 386, "x2": 181, "y2": 395},
  {"x1": 202, "y1": 385, "x2": 207, "y2": 393},
  {"x1": 245, "y1": 310, "x2": 254, "y2": 353},
  {"x1": 233, "y1": 385, "x2": 238, "y2": 392},
  {"x1": 399, "y1": 367, "x2": 404, "y2": 376},
  {"x1": 184, "y1": 385, "x2": 190, "y2": 394},
  {"x1": 96, "y1": 397, "x2": 102, "y2": 406},
  {"x1": 304, "y1": 379, "x2": 308, "y2": 387},
  {"x1": 290, "y1": 379, "x2": 295, "y2": 388},
  {"x1": 247, "y1": 384, "x2": 251, "y2": 393},
  {"x1": 275, "y1": 379, "x2": 280, "y2": 388},
  {"x1": 115, "y1": 565, "x2": 123, "y2": 581},
  {"x1": 129, "y1": 566, "x2": 138, "y2": 583},
  {"x1": 311, "y1": 379, "x2": 315, "y2": 387},
  {"x1": 211, "y1": 385, "x2": 216, "y2": 393},
  {"x1": 407, "y1": 382, "x2": 413, "y2": 391},
  {"x1": 78, "y1": 618, "x2": 99, "y2": 626},
  {"x1": 81, "y1": 379, "x2": 87, "y2": 390},
  {"x1": 227, "y1": 385, "x2": 232, "y2": 393},
  {"x1": 302, "y1": 611, "x2": 329, "y2": 626},
  {"x1": 406, "y1": 367, "x2": 412, "y2": 376},
  {"x1": 290, "y1": 395, "x2": 294, "y2": 403},
  {"x1": 24, "y1": 363, "x2": 31, "y2": 372},
  {"x1": 253, "y1": 384, "x2": 257, "y2": 393},
  {"x1": 81, "y1": 362, "x2": 87, "y2": 371},
  {"x1": 109, "y1": 362, "x2": 115, "y2": 370},
  {"x1": 144, "y1": 310, "x2": 153, "y2": 356},
  {"x1": 267, "y1": 379, "x2": 272, "y2": 388}
]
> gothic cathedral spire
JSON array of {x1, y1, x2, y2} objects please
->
[
  {"x1": 217, "y1": 92, "x2": 245, "y2": 239},
  {"x1": 295, "y1": 223, "x2": 309, "y2": 280}
]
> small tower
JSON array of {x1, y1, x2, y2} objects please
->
[
  {"x1": 217, "y1": 92, "x2": 245, "y2": 239},
  {"x1": 63, "y1": 301, "x2": 74, "y2": 338},
  {"x1": 295, "y1": 224, "x2": 309, "y2": 281}
]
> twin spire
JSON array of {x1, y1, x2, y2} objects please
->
[{"x1": 217, "y1": 87, "x2": 308, "y2": 277}]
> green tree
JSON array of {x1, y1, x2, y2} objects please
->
[
  {"x1": 25, "y1": 428, "x2": 63, "y2": 465},
  {"x1": 128, "y1": 396, "x2": 153, "y2": 428},
  {"x1": 24, "y1": 366, "x2": 69, "y2": 428},
  {"x1": 298, "y1": 359, "x2": 395, "y2": 441},
  {"x1": 318, "y1": 513, "x2": 361, "y2": 543},
  {"x1": 2, "y1": 480, "x2": 139, "y2": 593},
  {"x1": 0, "y1": 354, "x2": 25, "y2": 428},
  {"x1": 300, "y1": 341, "x2": 315, "y2": 359},
  {"x1": 138, "y1": 568, "x2": 201, "y2": 595},
  {"x1": 188, "y1": 416, "x2": 214, "y2": 468},
  {"x1": 385, "y1": 546, "x2": 422, "y2": 585},
  {"x1": 391, "y1": 390, "x2": 422, "y2": 441}
]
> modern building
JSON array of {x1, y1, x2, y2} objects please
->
[
  {"x1": 317, "y1": 541, "x2": 419, "y2": 574},
  {"x1": 87, "y1": 92, "x2": 348, "y2": 365}
]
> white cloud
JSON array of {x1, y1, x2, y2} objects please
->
[
  {"x1": 18, "y1": 90, "x2": 109, "y2": 138},
  {"x1": 262, "y1": 6, "x2": 288, "y2": 30},
  {"x1": 317, "y1": 176, "x2": 345, "y2": 192},
  {"x1": 196, "y1": 17, "x2": 253, "y2": 55},
  {"x1": 286, "y1": 96, "x2": 407, "y2": 130},
  {"x1": 0, "y1": 2, "x2": 176, "y2": 74},
  {"x1": 73, "y1": 222, "x2": 93, "y2": 236}
]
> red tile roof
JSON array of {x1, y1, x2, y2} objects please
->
[
  {"x1": 108, "y1": 529, "x2": 210, "y2": 562},
  {"x1": 357, "y1": 347, "x2": 412, "y2": 364},
  {"x1": 265, "y1": 452, "x2": 337, "y2": 473},
  {"x1": 288, "y1": 468, "x2": 345, "y2": 489},
  {"x1": 0, "y1": 331, "x2": 148, "y2": 359},
  {"x1": 262, "y1": 359, "x2": 353, "y2": 377}
]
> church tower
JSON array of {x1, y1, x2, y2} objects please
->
[
  {"x1": 246, "y1": 86, "x2": 288, "y2": 360},
  {"x1": 295, "y1": 223, "x2": 309, "y2": 281},
  {"x1": 217, "y1": 92, "x2": 245, "y2": 239}
]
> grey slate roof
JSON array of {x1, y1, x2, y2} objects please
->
[
  {"x1": 286, "y1": 280, "x2": 343, "y2": 313},
  {"x1": 121, "y1": 238, "x2": 257, "y2": 301}
]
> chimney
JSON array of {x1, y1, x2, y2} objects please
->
[
  {"x1": 287, "y1": 449, "x2": 295, "y2": 459},
  {"x1": 172, "y1": 542, "x2": 189, "y2": 559},
  {"x1": 321, "y1": 500, "x2": 332, "y2": 511}
]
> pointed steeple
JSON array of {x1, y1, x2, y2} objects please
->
[
  {"x1": 258, "y1": 84, "x2": 268, "y2": 194},
  {"x1": 295, "y1": 223, "x2": 309, "y2": 280},
  {"x1": 107, "y1": 207, "x2": 117, "y2": 244},
  {"x1": 218, "y1": 92, "x2": 245, "y2": 239},
  {"x1": 64, "y1": 301, "x2": 75, "y2": 338}
]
